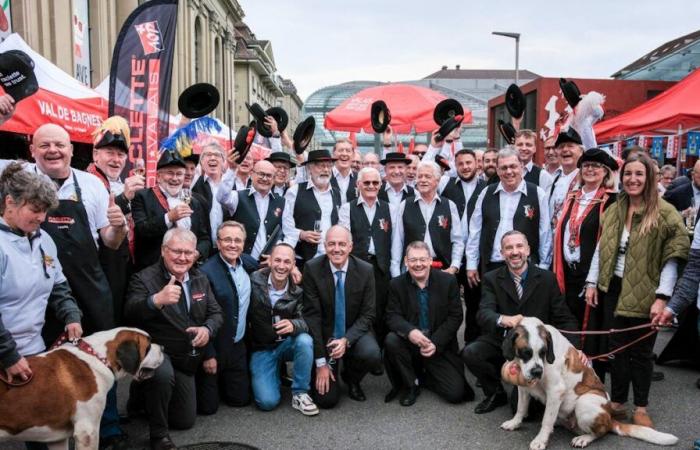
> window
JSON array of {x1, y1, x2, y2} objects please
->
[{"x1": 194, "y1": 17, "x2": 203, "y2": 82}]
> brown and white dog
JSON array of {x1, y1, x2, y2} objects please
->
[
  {"x1": 0, "y1": 327, "x2": 163, "y2": 450},
  {"x1": 499, "y1": 317, "x2": 678, "y2": 449}
]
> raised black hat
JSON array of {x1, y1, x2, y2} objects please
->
[
  {"x1": 301, "y1": 149, "x2": 336, "y2": 166},
  {"x1": 370, "y1": 100, "x2": 391, "y2": 133},
  {"x1": 559, "y1": 78, "x2": 581, "y2": 109},
  {"x1": 497, "y1": 119, "x2": 516, "y2": 145},
  {"x1": 578, "y1": 147, "x2": 618, "y2": 171},
  {"x1": 435, "y1": 114, "x2": 463, "y2": 142},
  {"x1": 293, "y1": 116, "x2": 316, "y2": 155},
  {"x1": 232, "y1": 124, "x2": 256, "y2": 164},
  {"x1": 266, "y1": 151, "x2": 296, "y2": 168},
  {"x1": 157, "y1": 149, "x2": 187, "y2": 170},
  {"x1": 554, "y1": 127, "x2": 583, "y2": 147},
  {"x1": 433, "y1": 98, "x2": 464, "y2": 125},
  {"x1": 266, "y1": 106, "x2": 288, "y2": 132},
  {"x1": 0, "y1": 50, "x2": 38, "y2": 102},
  {"x1": 505, "y1": 84, "x2": 525, "y2": 119},
  {"x1": 435, "y1": 154, "x2": 451, "y2": 172},
  {"x1": 245, "y1": 102, "x2": 274, "y2": 138},
  {"x1": 178, "y1": 83, "x2": 220, "y2": 119},
  {"x1": 380, "y1": 152, "x2": 412, "y2": 165}
]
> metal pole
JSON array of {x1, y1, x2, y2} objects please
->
[{"x1": 515, "y1": 36, "x2": 520, "y2": 84}]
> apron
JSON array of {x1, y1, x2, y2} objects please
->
[{"x1": 41, "y1": 172, "x2": 115, "y2": 342}]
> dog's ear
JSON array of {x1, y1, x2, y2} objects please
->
[
  {"x1": 544, "y1": 329, "x2": 555, "y2": 364},
  {"x1": 116, "y1": 340, "x2": 141, "y2": 374},
  {"x1": 502, "y1": 328, "x2": 518, "y2": 361}
]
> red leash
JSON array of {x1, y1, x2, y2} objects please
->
[
  {"x1": 559, "y1": 322, "x2": 661, "y2": 361},
  {"x1": 50, "y1": 332, "x2": 112, "y2": 369}
]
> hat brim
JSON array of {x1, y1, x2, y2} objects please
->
[
  {"x1": 505, "y1": 84, "x2": 525, "y2": 119},
  {"x1": 301, "y1": 157, "x2": 337, "y2": 166},
  {"x1": 497, "y1": 119, "x2": 516, "y2": 145},
  {"x1": 380, "y1": 156, "x2": 411, "y2": 165},
  {"x1": 94, "y1": 131, "x2": 129, "y2": 152},
  {"x1": 554, "y1": 128, "x2": 583, "y2": 148},
  {"x1": 433, "y1": 99, "x2": 464, "y2": 125},
  {"x1": 178, "y1": 83, "x2": 220, "y2": 119},
  {"x1": 245, "y1": 102, "x2": 273, "y2": 138},
  {"x1": 233, "y1": 125, "x2": 256, "y2": 164},
  {"x1": 577, "y1": 149, "x2": 619, "y2": 171},
  {"x1": 266, "y1": 154, "x2": 296, "y2": 168},
  {"x1": 371, "y1": 100, "x2": 391, "y2": 134},
  {"x1": 266, "y1": 107, "x2": 288, "y2": 132},
  {"x1": 559, "y1": 78, "x2": 581, "y2": 109},
  {"x1": 436, "y1": 116, "x2": 463, "y2": 141},
  {"x1": 293, "y1": 117, "x2": 316, "y2": 155}
]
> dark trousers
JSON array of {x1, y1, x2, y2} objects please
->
[
  {"x1": 384, "y1": 332, "x2": 473, "y2": 403},
  {"x1": 310, "y1": 333, "x2": 382, "y2": 409},
  {"x1": 368, "y1": 256, "x2": 390, "y2": 346},
  {"x1": 133, "y1": 354, "x2": 196, "y2": 439},
  {"x1": 196, "y1": 340, "x2": 250, "y2": 414},
  {"x1": 609, "y1": 315, "x2": 658, "y2": 407},
  {"x1": 461, "y1": 337, "x2": 505, "y2": 396},
  {"x1": 458, "y1": 266, "x2": 481, "y2": 344}
]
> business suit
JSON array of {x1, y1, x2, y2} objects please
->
[
  {"x1": 384, "y1": 269, "x2": 474, "y2": 403},
  {"x1": 663, "y1": 178, "x2": 694, "y2": 212},
  {"x1": 302, "y1": 254, "x2": 381, "y2": 408},
  {"x1": 195, "y1": 254, "x2": 257, "y2": 413},
  {"x1": 461, "y1": 265, "x2": 578, "y2": 397}
]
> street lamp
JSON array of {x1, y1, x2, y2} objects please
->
[{"x1": 492, "y1": 31, "x2": 520, "y2": 84}]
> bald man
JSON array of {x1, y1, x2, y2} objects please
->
[
  {"x1": 362, "y1": 152, "x2": 381, "y2": 171},
  {"x1": 217, "y1": 159, "x2": 285, "y2": 263}
]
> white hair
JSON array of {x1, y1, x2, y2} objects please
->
[
  {"x1": 357, "y1": 167, "x2": 381, "y2": 181},
  {"x1": 417, "y1": 161, "x2": 441, "y2": 179},
  {"x1": 497, "y1": 146, "x2": 520, "y2": 162},
  {"x1": 162, "y1": 228, "x2": 197, "y2": 247}
]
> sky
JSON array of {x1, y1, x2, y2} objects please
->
[{"x1": 238, "y1": 0, "x2": 700, "y2": 100}]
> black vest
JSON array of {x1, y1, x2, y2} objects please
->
[
  {"x1": 231, "y1": 189, "x2": 285, "y2": 255},
  {"x1": 441, "y1": 177, "x2": 486, "y2": 223},
  {"x1": 480, "y1": 182, "x2": 540, "y2": 271},
  {"x1": 403, "y1": 196, "x2": 453, "y2": 267},
  {"x1": 524, "y1": 164, "x2": 542, "y2": 186},
  {"x1": 378, "y1": 182, "x2": 414, "y2": 205},
  {"x1": 293, "y1": 182, "x2": 341, "y2": 262},
  {"x1": 330, "y1": 171, "x2": 357, "y2": 203},
  {"x1": 349, "y1": 198, "x2": 392, "y2": 275}
]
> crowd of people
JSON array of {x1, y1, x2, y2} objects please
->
[{"x1": 0, "y1": 104, "x2": 699, "y2": 450}]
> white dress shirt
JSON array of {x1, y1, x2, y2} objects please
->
[
  {"x1": 282, "y1": 181, "x2": 335, "y2": 257},
  {"x1": 549, "y1": 168, "x2": 579, "y2": 224},
  {"x1": 203, "y1": 175, "x2": 224, "y2": 244},
  {"x1": 466, "y1": 179, "x2": 552, "y2": 270},
  {"x1": 315, "y1": 259, "x2": 349, "y2": 367},
  {"x1": 161, "y1": 186, "x2": 192, "y2": 231},
  {"x1": 524, "y1": 160, "x2": 554, "y2": 193},
  {"x1": 390, "y1": 194, "x2": 464, "y2": 277},
  {"x1": 333, "y1": 167, "x2": 354, "y2": 204},
  {"x1": 384, "y1": 182, "x2": 409, "y2": 208}
]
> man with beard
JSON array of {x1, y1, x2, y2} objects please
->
[
  {"x1": 405, "y1": 154, "x2": 420, "y2": 187},
  {"x1": 192, "y1": 140, "x2": 227, "y2": 244},
  {"x1": 440, "y1": 149, "x2": 486, "y2": 343},
  {"x1": 548, "y1": 128, "x2": 583, "y2": 228},
  {"x1": 481, "y1": 148, "x2": 499, "y2": 184},
  {"x1": 283, "y1": 150, "x2": 341, "y2": 267},
  {"x1": 339, "y1": 167, "x2": 394, "y2": 345},
  {"x1": 461, "y1": 231, "x2": 577, "y2": 414},
  {"x1": 378, "y1": 152, "x2": 414, "y2": 208},
  {"x1": 266, "y1": 151, "x2": 295, "y2": 197},
  {"x1": 217, "y1": 160, "x2": 285, "y2": 264},
  {"x1": 390, "y1": 161, "x2": 464, "y2": 278},
  {"x1": 330, "y1": 139, "x2": 357, "y2": 204},
  {"x1": 132, "y1": 150, "x2": 211, "y2": 270},
  {"x1": 514, "y1": 129, "x2": 553, "y2": 191}
]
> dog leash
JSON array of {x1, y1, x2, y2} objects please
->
[
  {"x1": 0, "y1": 370, "x2": 33, "y2": 387},
  {"x1": 558, "y1": 323, "x2": 660, "y2": 361},
  {"x1": 50, "y1": 332, "x2": 112, "y2": 368}
]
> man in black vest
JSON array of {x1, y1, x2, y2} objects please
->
[
  {"x1": 330, "y1": 138, "x2": 357, "y2": 204},
  {"x1": 466, "y1": 147, "x2": 552, "y2": 287},
  {"x1": 378, "y1": 152, "x2": 414, "y2": 208},
  {"x1": 440, "y1": 149, "x2": 486, "y2": 343},
  {"x1": 267, "y1": 151, "x2": 295, "y2": 197},
  {"x1": 482, "y1": 148, "x2": 499, "y2": 184},
  {"x1": 217, "y1": 160, "x2": 284, "y2": 265},
  {"x1": 283, "y1": 150, "x2": 341, "y2": 267},
  {"x1": 191, "y1": 140, "x2": 227, "y2": 245},
  {"x1": 339, "y1": 167, "x2": 393, "y2": 343},
  {"x1": 514, "y1": 129, "x2": 553, "y2": 191},
  {"x1": 390, "y1": 161, "x2": 464, "y2": 278}
]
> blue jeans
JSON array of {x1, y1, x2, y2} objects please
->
[
  {"x1": 100, "y1": 384, "x2": 123, "y2": 438},
  {"x1": 249, "y1": 332, "x2": 313, "y2": 411}
]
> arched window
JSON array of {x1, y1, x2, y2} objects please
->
[{"x1": 194, "y1": 17, "x2": 203, "y2": 82}]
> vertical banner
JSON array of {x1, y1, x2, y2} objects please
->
[
  {"x1": 666, "y1": 135, "x2": 678, "y2": 159},
  {"x1": 72, "y1": 0, "x2": 91, "y2": 86},
  {"x1": 0, "y1": 0, "x2": 11, "y2": 42},
  {"x1": 686, "y1": 131, "x2": 700, "y2": 157},
  {"x1": 108, "y1": 0, "x2": 178, "y2": 186},
  {"x1": 625, "y1": 137, "x2": 637, "y2": 148},
  {"x1": 612, "y1": 141, "x2": 622, "y2": 158},
  {"x1": 651, "y1": 136, "x2": 666, "y2": 159},
  {"x1": 637, "y1": 135, "x2": 648, "y2": 149}
]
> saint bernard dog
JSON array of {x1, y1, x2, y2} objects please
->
[
  {"x1": 0, "y1": 327, "x2": 163, "y2": 449},
  {"x1": 499, "y1": 317, "x2": 677, "y2": 449}
]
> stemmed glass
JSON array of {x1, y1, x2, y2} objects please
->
[
  {"x1": 188, "y1": 330, "x2": 199, "y2": 357},
  {"x1": 272, "y1": 314, "x2": 285, "y2": 342}
]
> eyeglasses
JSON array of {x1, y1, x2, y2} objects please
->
[
  {"x1": 254, "y1": 171, "x2": 275, "y2": 180},
  {"x1": 218, "y1": 237, "x2": 244, "y2": 245},
  {"x1": 406, "y1": 257, "x2": 431, "y2": 264},
  {"x1": 165, "y1": 246, "x2": 197, "y2": 258},
  {"x1": 581, "y1": 162, "x2": 604, "y2": 170},
  {"x1": 362, "y1": 180, "x2": 381, "y2": 186}
]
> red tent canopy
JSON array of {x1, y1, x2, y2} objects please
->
[
  {"x1": 324, "y1": 83, "x2": 472, "y2": 134},
  {"x1": 594, "y1": 69, "x2": 700, "y2": 142}
]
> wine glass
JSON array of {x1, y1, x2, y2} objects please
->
[
  {"x1": 313, "y1": 220, "x2": 322, "y2": 233},
  {"x1": 272, "y1": 315, "x2": 285, "y2": 342},
  {"x1": 326, "y1": 338, "x2": 338, "y2": 366},
  {"x1": 132, "y1": 158, "x2": 146, "y2": 177},
  {"x1": 188, "y1": 330, "x2": 200, "y2": 357},
  {"x1": 181, "y1": 188, "x2": 192, "y2": 205}
]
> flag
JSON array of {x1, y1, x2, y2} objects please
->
[
  {"x1": 397, "y1": 142, "x2": 405, "y2": 154},
  {"x1": 625, "y1": 137, "x2": 637, "y2": 148},
  {"x1": 666, "y1": 135, "x2": 678, "y2": 159},
  {"x1": 687, "y1": 131, "x2": 700, "y2": 157},
  {"x1": 348, "y1": 131, "x2": 357, "y2": 149},
  {"x1": 612, "y1": 141, "x2": 622, "y2": 158},
  {"x1": 637, "y1": 135, "x2": 648, "y2": 149},
  {"x1": 651, "y1": 137, "x2": 665, "y2": 159},
  {"x1": 108, "y1": 0, "x2": 178, "y2": 186}
]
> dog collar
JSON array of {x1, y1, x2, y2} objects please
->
[{"x1": 50, "y1": 332, "x2": 112, "y2": 369}]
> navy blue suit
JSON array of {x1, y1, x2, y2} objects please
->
[{"x1": 663, "y1": 178, "x2": 693, "y2": 212}]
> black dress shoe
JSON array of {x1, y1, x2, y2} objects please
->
[
  {"x1": 150, "y1": 436, "x2": 178, "y2": 450},
  {"x1": 400, "y1": 387, "x2": 420, "y2": 406},
  {"x1": 384, "y1": 387, "x2": 401, "y2": 403},
  {"x1": 651, "y1": 371, "x2": 665, "y2": 382},
  {"x1": 474, "y1": 391, "x2": 508, "y2": 414},
  {"x1": 347, "y1": 382, "x2": 366, "y2": 401}
]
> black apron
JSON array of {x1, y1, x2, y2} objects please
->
[{"x1": 41, "y1": 172, "x2": 115, "y2": 343}]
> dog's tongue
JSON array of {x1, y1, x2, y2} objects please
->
[{"x1": 508, "y1": 363, "x2": 520, "y2": 375}]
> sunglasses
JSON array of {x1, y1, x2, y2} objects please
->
[{"x1": 362, "y1": 180, "x2": 381, "y2": 186}]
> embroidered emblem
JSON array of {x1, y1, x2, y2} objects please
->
[
  {"x1": 523, "y1": 205, "x2": 535, "y2": 220},
  {"x1": 192, "y1": 292, "x2": 206, "y2": 302},
  {"x1": 378, "y1": 218, "x2": 390, "y2": 232},
  {"x1": 273, "y1": 207, "x2": 282, "y2": 218},
  {"x1": 43, "y1": 254, "x2": 55, "y2": 269},
  {"x1": 437, "y1": 215, "x2": 449, "y2": 229}
]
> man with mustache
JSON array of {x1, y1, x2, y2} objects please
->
[
  {"x1": 132, "y1": 150, "x2": 212, "y2": 270},
  {"x1": 378, "y1": 152, "x2": 414, "y2": 208},
  {"x1": 481, "y1": 148, "x2": 499, "y2": 184},
  {"x1": 267, "y1": 152, "x2": 295, "y2": 197},
  {"x1": 548, "y1": 128, "x2": 584, "y2": 228},
  {"x1": 192, "y1": 140, "x2": 227, "y2": 244},
  {"x1": 514, "y1": 129, "x2": 554, "y2": 191},
  {"x1": 282, "y1": 150, "x2": 341, "y2": 267}
]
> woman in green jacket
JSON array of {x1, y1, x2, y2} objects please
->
[{"x1": 585, "y1": 152, "x2": 689, "y2": 429}]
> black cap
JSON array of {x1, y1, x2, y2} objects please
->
[
  {"x1": 559, "y1": 78, "x2": 581, "y2": 109},
  {"x1": 380, "y1": 152, "x2": 412, "y2": 165},
  {"x1": 505, "y1": 84, "x2": 525, "y2": 119},
  {"x1": 178, "y1": 83, "x2": 220, "y2": 118},
  {"x1": 157, "y1": 149, "x2": 187, "y2": 170},
  {"x1": 266, "y1": 107, "x2": 288, "y2": 132},
  {"x1": 578, "y1": 147, "x2": 619, "y2": 171},
  {"x1": 554, "y1": 127, "x2": 583, "y2": 147},
  {"x1": 0, "y1": 50, "x2": 38, "y2": 102},
  {"x1": 233, "y1": 124, "x2": 256, "y2": 164},
  {"x1": 433, "y1": 98, "x2": 464, "y2": 125},
  {"x1": 293, "y1": 116, "x2": 316, "y2": 155},
  {"x1": 370, "y1": 100, "x2": 391, "y2": 133},
  {"x1": 497, "y1": 119, "x2": 516, "y2": 145},
  {"x1": 301, "y1": 149, "x2": 336, "y2": 166},
  {"x1": 266, "y1": 151, "x2": 296, "y2": 168}
]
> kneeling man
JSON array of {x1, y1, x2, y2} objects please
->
[{"x1": 384, "y1": 241, "x2": 474, "y2": 406}]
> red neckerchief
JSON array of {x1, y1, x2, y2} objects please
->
[
  {"x1": 151, "y1": 186, "x2": 171, "y2": 212},
  {"x1": 50, "y1": 332, "x2": 111, "y2": 369},
  {"x1": 86, "y1": 163, "x2": 110, "y2": 190},
  {"x1": 566, "y1": 187, "x2": 607, "y2": 251}
]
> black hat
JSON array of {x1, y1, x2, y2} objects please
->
[
  {"x1": 293, "y1": 116, "x2": 316, "y2": 155},
  {"x1": 435, "y1": 154, "x2": 451, "y2": 172},
  {"x1": 157, "y1": 149, "x2": 187, "y2": 170},
  {"x1": 559, "y1": 78, "x2": 581, "y2": 109},
  {"x1": 435, "y1": 115, "x2": 464, "y2": 142},
  {"x1": 433, "y1": 98, "x2": 464, "y2": 125},
  {"x1": 232, "y1": 124, "x2": 256, "y2": 164},
  {"x1": 301, "y1": 149, "x2": 336, "y2": 166},
  {"x1": 0, "y1": 50, "x2": 38, "y2": 102},
  {"x1": 245, "y1": 102, "x2": 274, "y2": 138},
  {"x1": 380, "y1": 152, "x2": 412, "y2": 165},
  {"x1": 266, "y1": 107, "x2": 289, "y2": 132},
  {"x1": 505, "y1": 84, "x2": 525, "y2": 119},
  {"x1": 95, "y1": 131, "x2": 129, "y2": 152},
  {"x1": 497, "y1": 119, "x2": 516, "y2": 145},
  {"x1": 178, "y1": 83, "x2": 220, "y2": 119},
  {"x1": 182, "y1": 153, "x2": 200, "y2": 165},
  {"x1": 578, "y1": 147, "x2": 619, "y2": 171},
  {"x1": 266, "y1": 151, "x2": 296, "y2": 168},
  {"x1": 370, "y1": 100, "x2": 391, "y2": 133},
  {"x1": 554, "y1": 127, "x2": 582, "y2": 147}
]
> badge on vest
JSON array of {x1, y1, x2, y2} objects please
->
[
  {"x1": 437, "y1": 215, "x2": 450, "y2": 230},
  {"x1": 273, "y1": 207, "x2": 282, "y2": 218},
  {"x1": 192, "y1": 292, "x2": 206, "y2": 302},
  {"x1": 47, "y1": 216, "x2": 76, "y2": 226},
  {"x1": 378, "y1": 218, "x2": 390, "y2": 232},
  {"x1": 523, "y1": 205, "x2": 536, "y2": 220}
]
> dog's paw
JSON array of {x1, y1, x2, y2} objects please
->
[
  {"x1": 571, "y1": 435, "x2": 595, "y2": 448},
  {"x1": 529, "y1": 436, "x2": 549, "y2": 450},
  {"x1": 500, "y1": 418, "x2": 522, "y2": 431}
]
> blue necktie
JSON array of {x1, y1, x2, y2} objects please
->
[
  {"x1": 334, "y1": 271, "x2": 346, "y2": 339},
  {"x1": 418, "y1": 289, "x2": 429, "y2": 332}
]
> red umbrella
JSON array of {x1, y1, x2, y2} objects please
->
[{"x1": 324, "y1": 83, "x2": 472, "y2": 134}]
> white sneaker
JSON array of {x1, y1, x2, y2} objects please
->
[{"x1": 292, "y1": 393, "x2": 319, "y2": 416}]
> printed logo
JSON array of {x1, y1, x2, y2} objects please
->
[
  {"x1": 192, "y1": 292, "x2": 206, "y2": 302},
  {"x1": 134, "y1": 21, "x2": 164, "y2": 55}
]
